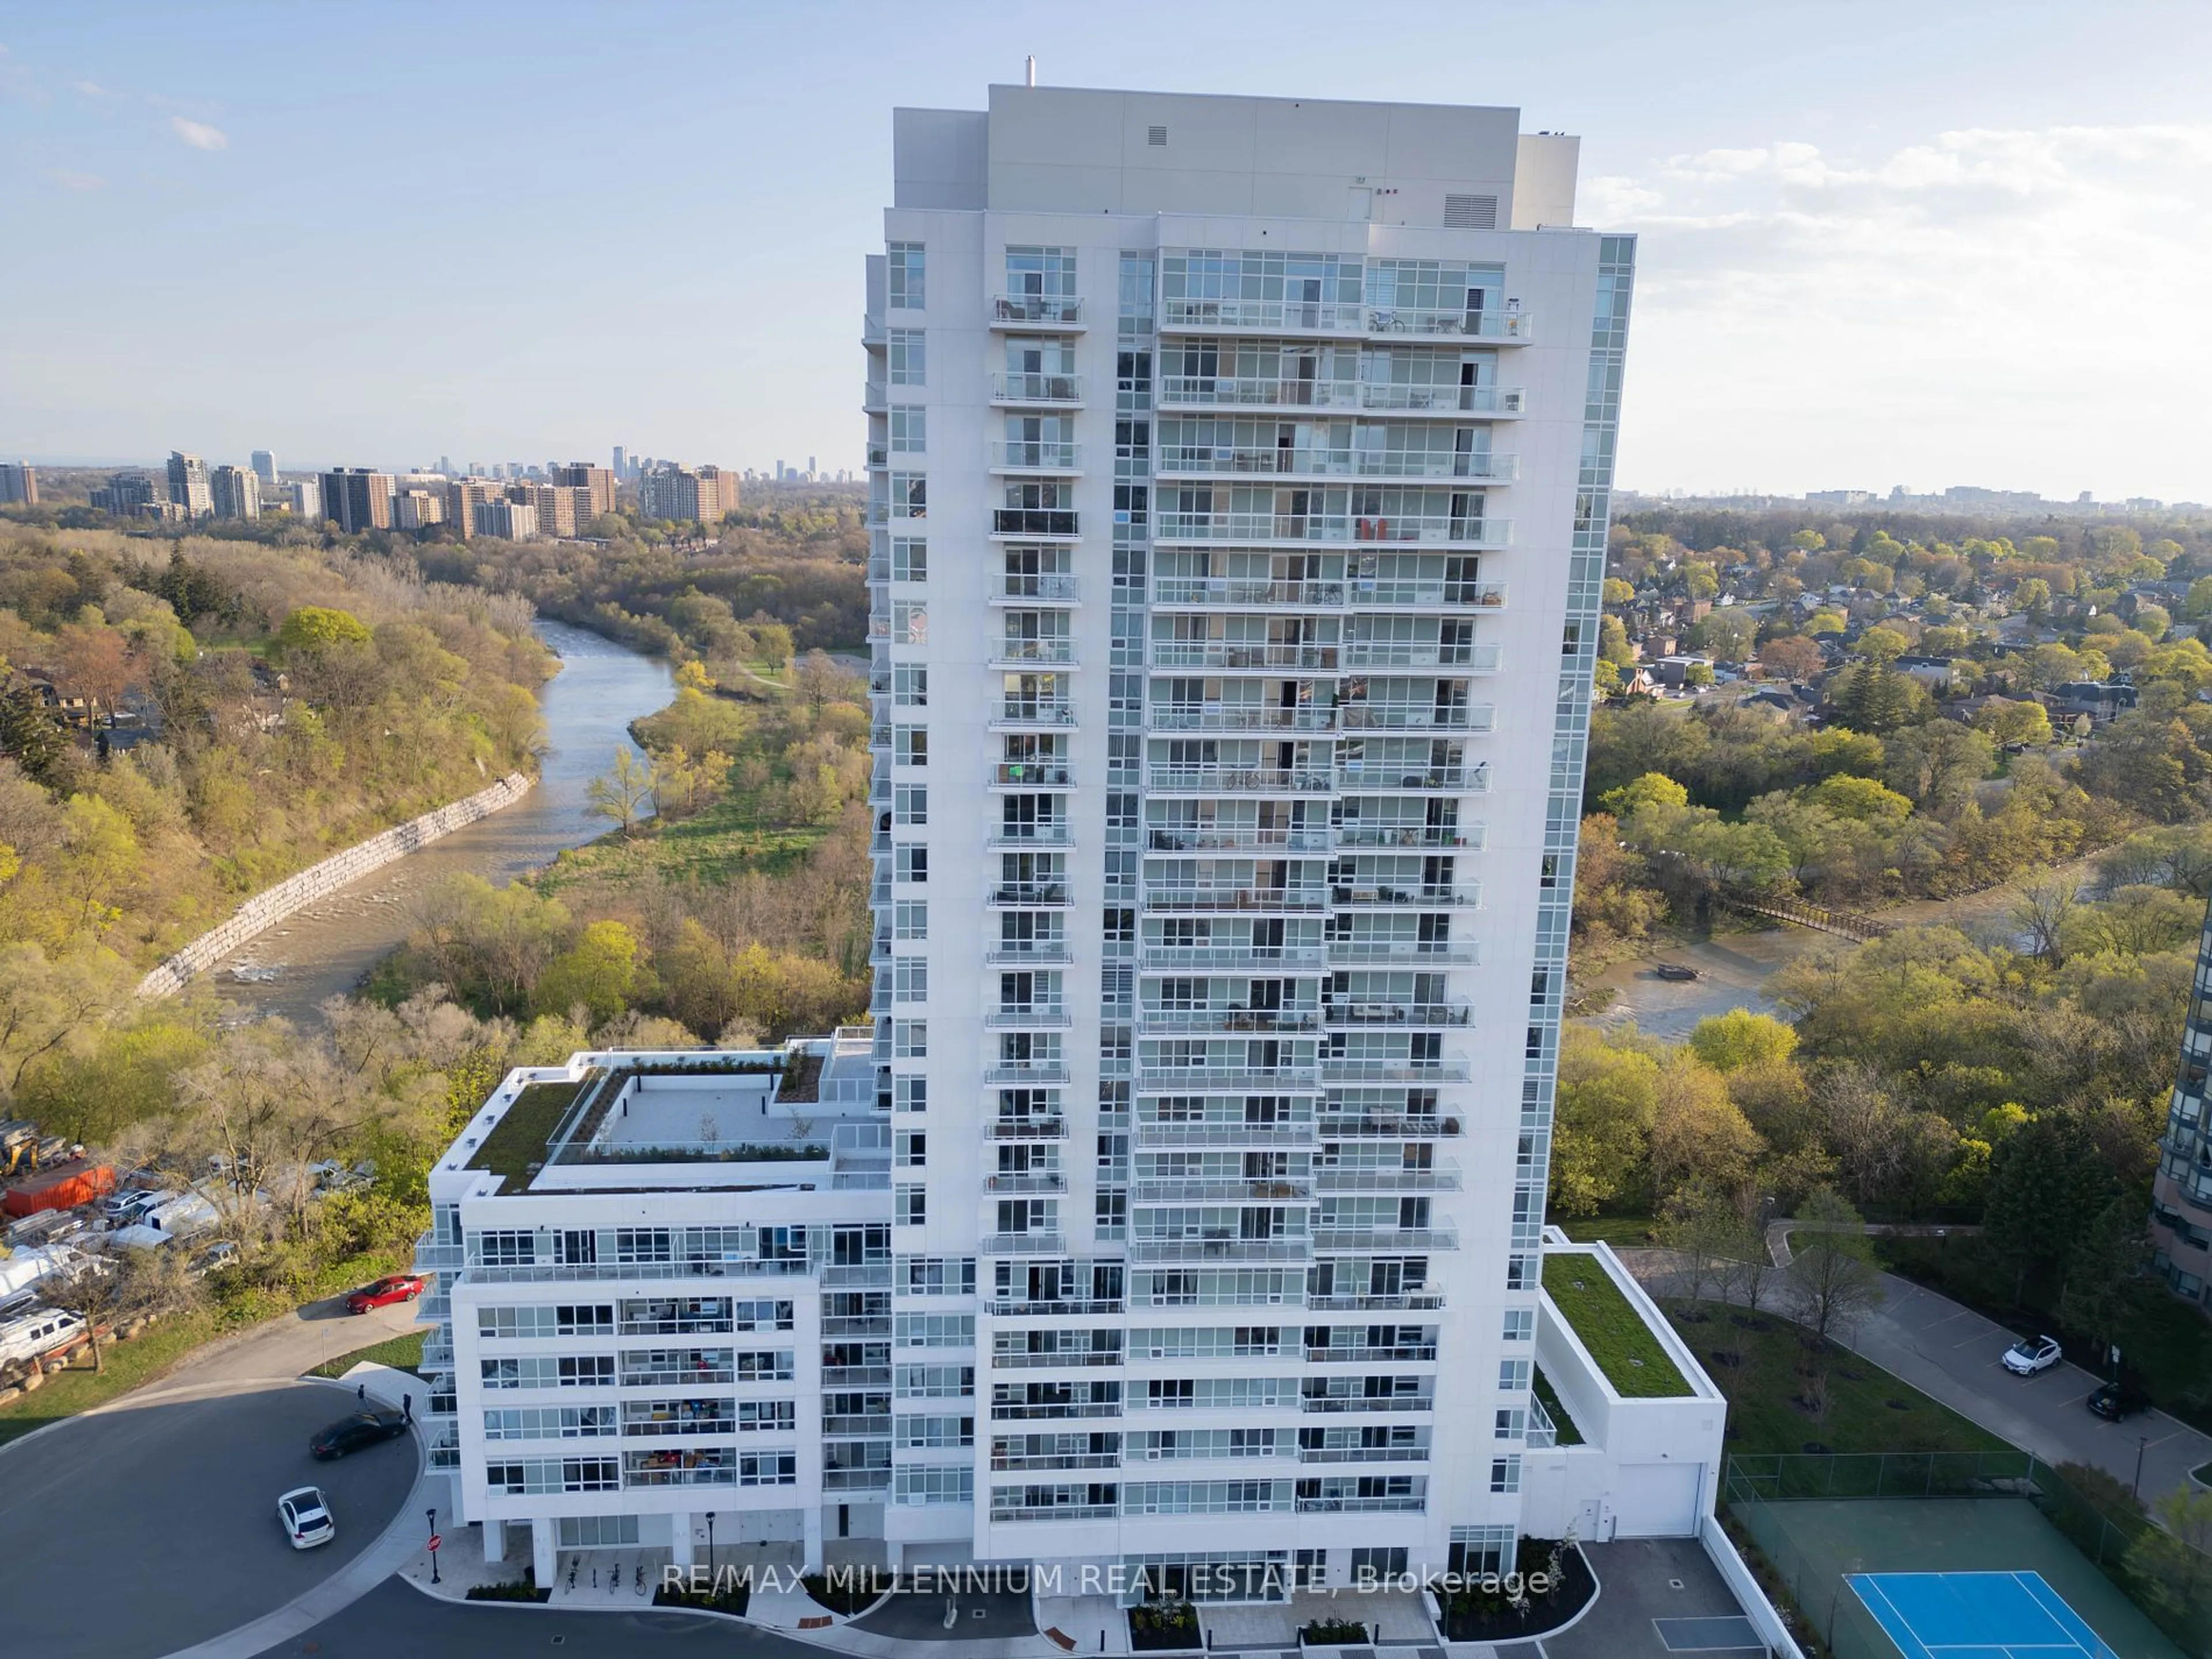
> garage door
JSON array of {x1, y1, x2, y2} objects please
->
[{"x1": 1612, "y1": 1462, "x2": 1702, "y2": 1537}]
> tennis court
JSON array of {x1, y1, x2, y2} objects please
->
[{"x1": 1847, "y1": 1571, "x2": 2118, "y2": 1659}]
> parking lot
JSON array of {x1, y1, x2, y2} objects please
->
[{"x1": 0, "y1": 1377, "x2": 417, "y2": 1659}]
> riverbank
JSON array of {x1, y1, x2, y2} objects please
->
[{"x1": 209, "y1": 620, "x2": 675, "y2": 1027}]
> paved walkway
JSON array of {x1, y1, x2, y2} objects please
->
[{"x1": 1616, "y1": 1248, "x2": 2212, "y2": 1506}]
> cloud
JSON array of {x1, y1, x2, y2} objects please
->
[
  {"x1": 48, "y1": 169, "x2": 105, "y2": 191},
  {"x1": 169, "y1": 116, "x2": 228, "y2": 151},
  {"x1": 1588, "y1": 124, "x2": 2212, "y2": 499},
  {"x1": 73, "y1": 78, "x2": 104, "y2": 96}
]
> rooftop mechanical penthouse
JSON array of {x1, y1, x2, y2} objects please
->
[{"x1": 417, "y1": 85, "x2": 1714, "y2": 1597}]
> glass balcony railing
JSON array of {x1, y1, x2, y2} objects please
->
[
  {"x1": 1145, "y1": 826, "x2": 1334, "y2": 852},
  {"x1": 1152, "y1": 577, "x2": 1344, "y2": 607},
  {"x1": 990, "y1": 440, "x2": 1082, "y2": 471},
  {"x1": 1155, "y1": 510, "x2": 1510, "y2": 548},
  {"x1": 992, "y1": 509, "x2": 1080, "y2": 537},
  {"x1": 1326, "y1": 940, "x2": 1479, "y2": 965},
  {"x1": 1328, "y1": 884, "x2": 1480, "y2": 907},
  {"x1": 993, "y1": 700, "x2": 1078, "y2": 726},
  {"x1": 1154, "y1": 297, "x2": 1531, "y2": 342},
  {"x1": 1156, "y1": 446, "x2": 1520, "y2": 483},
  {"x1": 1347, "y1": 579, "x2": 1507, "y2": 608},
  {"x1": 1331, "y1": 826, "x2": 1483, "y2": 850},
  {"x1": 1146, "y1": 766, "x2": 1335, "y2": 793},
  {"x1": 1137, "y1": 942, "x2": 1330, "y2": 968},
  {"x1": 1338, "y1": 704, "x2": 1496, "y2": 733},
  {"x1": 1148, "y1": 643, "x2": 1339, "y2": 671},
  {"x1": 993, "y1": 572, "x2": 1080, "y2": 601},
  {"x1": 990, "y1": 762, "x2": 1073, "y2": 786},
  {"x1": 988, "y1": 639, "x2": 1078, "y2": 667},
  {"x1": 991, "y1": 372, "x2": 1084, "y2": 404},
  {"x1": 986, "y1": 1116, "x2": 1069, "y2": 1140},
  {"x1": 1341, "y1": 643, "x2": 1503, "y2": 671},
  {"x1": 991, "y1": 293, "x2": 1085, "y2": 325},
  {"x1": 1141, "y1": 888, "x2": 1330, "y2": 914},
  {"x1": 1158, "y1": 378, "x2": 1524, "y2": 414},
  {"x1": 1332, "y1": 763, "x2": 1488, "y2": 791},
  {"x1": 1325, "y1": 1001, "x2": 1473, "y2": 1026},
  {"x1": 1146, "y1": 704, "x2": 1337, "y2": 733}
]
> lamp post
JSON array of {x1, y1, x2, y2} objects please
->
[
  {"x1": 2133, "y1": 1436, "x2": 2149, "y2": 1501},
  {"x1": 706, "y1": 1511, "x2": 717, "y2": 1589},
  {"x1": 426, "y1": 1507, "x2": 441, "y2": 1585}
]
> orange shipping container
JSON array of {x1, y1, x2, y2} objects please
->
[{"x1": 2, "y1": 1163, "x2": 114, "y2": 1218}]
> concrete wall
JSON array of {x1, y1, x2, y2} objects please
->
[{"x1": 134, "y1": 772, "x2": 533, "y2": 998}]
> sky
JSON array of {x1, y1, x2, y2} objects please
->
[{"x1": 3, "y1": 0, "x2": 2209, "y2": 502}]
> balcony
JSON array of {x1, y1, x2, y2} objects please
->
[
  {"x1": 1327, "y1": 941, "x2": 1479, "y2": 966},
  {"x1": 1316, "y1": 1113, "x2": 1459, "y2": 1137},
  {"x1": 1304, "y1": 1342, "x2": 1440, "y2": 1363},
  {"x1": 1318, "y1": 1060, "x2": 1472, "y2": 1084},
  {"x1": 1334, "y1": 764, "x2": 1488, "y2": 793},
  {"x1": 1160, "y1": 297, "x2": 1366, "y2": 334},
  {"x1": 1158, "y1": 378, "x2": 1525, "y2": 416},
  {"x1": 1156, "y1": 446, "x2": 1520, "y2": 484},
  {"x1": 985, "y1": 940, "x2": 1072, "y2": 965},
  {"x1": 986, "y1": 1006, "x2": 1072, "y2": 1029},
  {"x1": 1347, "y1": 579, "x2": 1508, "y2": 609},
  {"x1": 983, "y1": 1062, "x2": 1071, "y2": 1085},
  {"x1": 1338, "y1": 705, "x2": 1496, "y2": 734},
  {"x1": 989, "y1": 1403, "x2": 1123, "y2": 1421},
  {"x1": 1142, "y1": 888, "x2": 1330, "y2": 914},
  {"x1": 1305, "y1": 1291, "x2": 1445, "y2": 1312},
  {"x1": 1134, "y1": 1066, "x2": 1319, "y2": 1091},
  {"x1": 1147, "y1": 704, "x2": 1338, "y2": 734},
  {"x1": 988, "y1": 640, "x2": 1078, "y2": 670},
  {"x1": 1327, "y1": 885, "x2": 1482, "y2": 908},
  {"x1": 1325, "y1": 1002, "x2": 1473, "y2": 1026},
  {"x1": 1299, "y1": 1394, "x2": 1435, "y2": 1414},
  {"x1": 1137, "y1": 1007, "x2": 1322, "y2": 1034},
  {"x1": 990, "y1": 440, "x2": 1082, "y2": 473},
  {"x1": 863, "y1": 381, "x2": 888, "y2": 411},
  {"x1": 1132, "y1": 1120, "x2": 1317, "y2": 1148},
  {"x1": 1149, "y1": 643, "x2": 1340, "y2": 672},
  {"x1": 1147, "y1": 766, "x2": 1334, "y2": 795},
  {"x1": 986, "y1": 1173, "x2": 1067, "y2": 1195},
  {"x1": 1138, "y1": 944, "x2": 1330, "y2": 969},
  {"x1": 1298, "y1": 1445, "x2": 1430, "y2": 1463},
  {"x1": 983, "y1": 1233, "x2": 1068, "y2": 1255},
  {"x1": 991, "y1": 509, "x2": 1080, "y2": 539},
  {"x1": 990, "y1": 767, "x2": 1074, "y2": 794},
  {"x1": 991, "y1": 701, "x2": 1078, "y2": 729},
  {"x1": 1146, "y1": 827, "x2": 1333, "y2": 853},
  {"x1": 1130, "y1": 1179, "x2": 1312, "y2": 1204},
  {"x1": 990, "y1": 881, "x2": 1071, "y2": 905},
  {"x1": 991, "y1": 372, "x2": 1084, "y2": 406},
  {"x1": 1310, "y1": 1226, "x2": 1459, "y2": 1251},
  {"x1": 990, "y1": 294, "x2": 1086, "y2": 328},
  {"x1": 1128, "y1": 1237, "x2": 1310, "y2": 1263},
  {"x1": 1151, "y1": 577, "x2": 1346, "y2": 608},
  {"x1": 1314, "y1": 1166, "x2": 1462, "y2": 1193},
  {"x1": 992, "y1": 572, "x2": 1081, "y2": 603},
  {"x1": 985, "y1": 1297, "x2": 1126, "y2": 1317},
  {"x1": 1368, "y1": 306, "x2": 1533, "y2": 341},
  {"x1": 1342, "y1": 643, "x2": 1503, "y2": 672},
  {"x1": 1333, "y1": 825, "x2": 1484, "y2": 850},
  {"x1": 1294, "y1": 1494, "x2": 1427, "y2": 1513},
  {"x1": 413, "y1": 1233, "x2": 463, "y2": 1273},
  {"x1": 986, "y1": 825, "x2": 1074, "y2": 849},
  {"x1": 1154, "y1": 510, "x2": 1510, "y2": 550},
  {"x1": 991, "y1": 1452, "x2": 1122, "y2": 1470},
  {"x1": 987, "y1": 1117, "x2": 1069, "y2": 1141}
]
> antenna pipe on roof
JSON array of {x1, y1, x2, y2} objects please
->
[{"x1": 1025, "y1": 55, "x2": 1037, "y2": 87}]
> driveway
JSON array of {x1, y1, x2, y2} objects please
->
[{"x1": 0, "y1": 1377, "x2": 418, "y2": 1659}]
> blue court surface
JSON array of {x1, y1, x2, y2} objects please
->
[{"x1": 1847, "y1": 1571, "x2": 2120, "y2": 1659}]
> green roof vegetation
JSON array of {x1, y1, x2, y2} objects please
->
[
  {"x1": 468, "y1": 1080, "x2": 585, "y2": 1191},
  {"x1": 1544, "y1": 1252, "x2": 1692, "y2": 1397},
  {"x1": 1532, "y1": 1365, "x2": 1586, "y2": 1445}
]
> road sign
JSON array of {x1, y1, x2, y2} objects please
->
[{"x1": 428, "y1": 1534, "x2": 443, "y2": 1552}]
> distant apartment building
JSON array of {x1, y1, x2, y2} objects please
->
[
  {"x1": 322, "y1": 468, "x2": 396, "y2": 533},
  {"x1": 287, "y1": 476, "x2": 324, "y2": 521},
  {"x1": 1804, "y1": 489, "x2": 1874, "y2": 506},
  {"x1": 2155, "y1": 896, "x2": 2212, "y2": 1313},
  {"x1": 167, "y1": 451, "x2": 213, "y2": 517},
  {"x1": 521, "y1": 483, "x2": 592, "y2": 539},
  {"x1": 90, "y1": 472, "x2": 159, "y2": 516},
  {"x1": 639, "y1": 464, "x2": 739, "y2": 525},
  {"x1": 476, "y1": 498, "x2": 539, "y2": 540},
  {"x1": 446, "y1": 480, "x2": 501, "y2": 538},
  {"x1": 552, "y1": 463, "x2": 617, "y2": 519},
  {"x1": 396, "y1": 488, "x2": 447, "y2": 531},
  {"x1": 250, "y1": 450, "x2": 278, "y2": 487},
  {"x1": 210, "y1": 464, "x2": 262, "y2": 520},
  {"x1": 0, "y1": 464, "x2": 35, "y2": 506}
]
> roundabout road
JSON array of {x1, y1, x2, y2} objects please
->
[{"x1": 0, "y1": 1377, "x2": 417, "y2": 1659}]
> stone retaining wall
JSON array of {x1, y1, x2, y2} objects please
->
[{"x1": 135, "y1": 771, "x2": 534, "y2": 998}]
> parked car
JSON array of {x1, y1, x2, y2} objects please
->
[
  {"x1": 343, "y1": 1274, "x2": 427, "y2": 1313},
  {"x1": 186, "y1": 1241, "x2": 238, "y2": 1279},
  {"x1": 2086, "y1": 1381, "x2": 2151, "y2": 1421},
  {"x1": 2002, "y1": 1334, "x2": 2063, "y2": 1376},
  {"x1": 276, "y1": 1486, "x2": 335, "y2": 1550},
  {"x1": 308, "y1": 1407, "x2": 408, "y2": 1460},
  {"x1": 0, "y1": 1305, "x2": 86, "y2": 1369}
]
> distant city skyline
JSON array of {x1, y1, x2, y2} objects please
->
[{"x1": 3, "y1": 1, "x2": 2209, "y2": 500}]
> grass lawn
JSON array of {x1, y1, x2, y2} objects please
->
[
  {"x1": 308, "y1": 1330, "x2": 425, "y2": 1379},
  {"x1": 0, "y1": 1310, "x2": 220, "y2": 1448},
  {"x1": 1555, "y1": 1215, "x2": 1661, "y2": 1248},
  {"x1": 1664, "y1": 1299, "x2": 2012, "y2": 1457},
  {"x1": 532, "y1": 792, "x2": 830, "y2": 898},
  {"x1": 469, "y1": 1079, "x2": 585, "y2": 1191},
  {"x1": 1544, "y1": 1253, "x2": 1691, "y2": 1396}
]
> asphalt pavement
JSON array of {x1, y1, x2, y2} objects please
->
[
  {"x1": 0, "y1": 1377, "x2": 418, "y2": 1659},
  {"x1": 279, "y1": 1578, "x2": 828, "y2": 1657}
]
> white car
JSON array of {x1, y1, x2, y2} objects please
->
[
  {"x1": 277, "y1": 1486, "x2": 335, "y2": 1550},
  {"x1": 2002, "y1": 1334, "x2": 2062, "y2": 1376}
]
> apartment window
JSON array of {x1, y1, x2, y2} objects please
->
[
  {"x1": 893, "y1": 600, "x2": 928, "y2": 644},
  {"x1": 1006, "y1": 245, "x2": 1077, "y2": 298},
  {"x1": 1496, "y1": 1408, "x2": 1526, "y2": 1440},
  {"x1": 897, "y1": 1183, "x2": 927, "y2": 1225},
  {"x1": 895, "y1": 844, "x2": 927, "y2": 884},
  {"x1": 1096, "y1": 1188, "x2": 1127, "y2": 1233},
  {"x1": 897, "y1": 1415, "x2": 974, "y2": 1449},
  {"x1": 737, "y1": 1400, "x2": 796, "y2": 1431},
  {"x1": 557, "y1": 1516, "x2": 640, "y2": 1548},
  {"x1": 1498, "y1": 1359, "x2": 1531, "y2": 1392},
  {"x1": 895, "y1": 1130, "x2": 926, "y2": 1168},
  {"x1": 1501, "y1": 1308, "x2": 1535, "y2": 1342},
  {"x1": 894, "y1": 784, "x2": 927, "y2": 824},
  {"x1": 887, "y1": 241, "x2": 925, "y2": 309},
  {"x1": 891, "y1": 537, "x2": 927, "y2": 582},
  {"x1": 888, "y1": 328, "x2": 927, "y2": 385},
  {"x1": 741, "y1": 1452, "x2": 798, "y2": 1487},
  {"x1": 895, "y1": 1464, "x2": 975, "y2": 1505},
  {"x1": 475, "y1": 1229, "x2": 537, "y2": 1266},
  {"x1": 892, "y1": 956, "x2": 928, "y2": 1002},
  {"x1": 893, "y1": 665, "x2": 927, "y2": 706},
  {"x1": 895, "y1": 899, "x2": 928, "y2": 941},
  {"x1": 894, "y1": 1074, "x2": 927, "y2": 1112},
  {"x1": 894, "y1": 725, "x2": 928, "y2": 767},
  {"x1": 896, "y1": 1363, "x2": 975, "y2": 1399},
  {"x1": 1488, "y1": 1456, "x2": 1522, "y2": 1495},
  {"x1": 894, "y1": 1020, "x2": 927, "y2": 1058},
  {"x1": 887, "y1": 471, "x2": 926, "y2": 519},
  {"x1": 895, "y1": 1313, "x2": 974, "y2": 1347},
  {"x1": 890, "y1": 407, "x2": 928, "y2": 454},
  {"x1": 1350, "y1": 1547, "x2": 1408, "y2": 1585}
]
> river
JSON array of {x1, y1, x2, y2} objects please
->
[{"x1": 210, "y1": 620, "x2": 675, "y2": 1027}]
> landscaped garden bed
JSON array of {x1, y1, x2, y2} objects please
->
[
  {"x1": 1127, "y1": 1596, "x2": 1202, "y2": 1652},
  {"x1": 1432, "y1": 1537, "x2": 1595, "y2": 1643}
]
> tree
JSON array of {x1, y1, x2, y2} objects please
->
[
  {"x1": 1690, "y1": 609, "x2": 1758, "y2": 663},
  {"x1": 1972, "y1": 696, "x2": 2054, "y2": 748},
  {"x1": 585, "y1": 746, "x2": 656, "y2": 835},
  {"x1": 1601, "y1": 577, "x2": 1635, "y2": 607},
  {"x1": 2124, "y1": 1486, "x2": 2212, "y2": 1624},
  {"x1": 1682, "y1": 661, "x2": 1715, "y2": 690},
  {"x1": 1883, "y1": 721, "x2": 1995, "y2": 814},
  {"x1": 44, "y1": 1249, "x2": 201, "y2": 1373},
  {"x1": 1647, "y1": 1054, "x2": 1763, "y2": 1210},
  {"x1": 0, "y1": 680, "x2": 71, "y2": 790},
  {"x1": 1828, "y1": 663, "x2": 1933, "y2": 734},
  {"x1": 534, "y1": 921, "x2": 643, "y2": 1024},
  {"x1": 2010, "y1": 874, "x2": 2080, "y2": 963},
  {"x1": 1785, "y1": 1188, "x2": 1884, "y2": 1349},
  {"x1": 276, "y1": 605, "x2": 373, "y2": 655},
  {"x1": 1550, "y1": 1027, "x2": 1660, "y2": 1217},
  {"x1": 1757, "y1": 635, "x2": 1825, "y2": 681},
  {"x1": 2056, "y1": 1193, "x2": 2156, "y2": 1369},
  {"x1": 1983, "y1": 1114, "x2": 2114, "y2": 1305},
  {"x1": 1600, "y1": 772, "x2": 1689, "y2": 817},
  {"x1": 1689, "y1": 1009, "x2": 1798, "y2": 1074},
  {"x1": 1856, "y1": 624, "x2": 1910, "y2": 666}
]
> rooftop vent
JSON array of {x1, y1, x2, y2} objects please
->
[
  {"x1": 1147, "y1": 125, "x2": 1168, "y2": 147},
  {"x1": 1444, "y1": 193, "x2": 1498, "y2": 230}
]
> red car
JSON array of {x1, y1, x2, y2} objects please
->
[{"x1": 343, "y1": 1274, "x2": 427, "y2": 1313}]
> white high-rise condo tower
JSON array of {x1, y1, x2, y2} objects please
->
[{"x1": 418, "y1": 86, "x2": 1741, "y2": 1613}]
